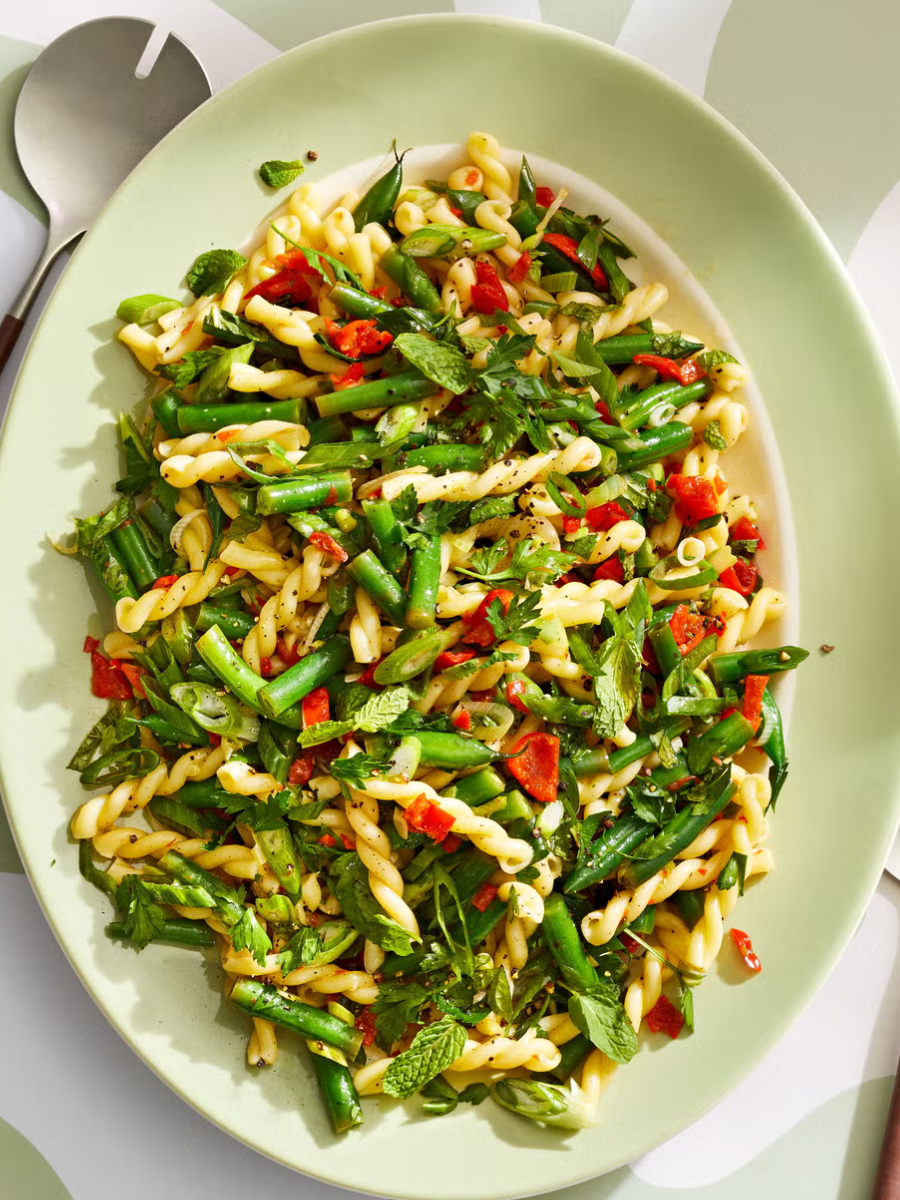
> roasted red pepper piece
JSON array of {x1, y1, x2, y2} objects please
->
[
  {"x1": 330, "y1": 362, "x2": 366, "y2": 391},
  {"x1": 535, "y1": 187, "x2": 555, "y2": 208},
  {"x1": 593, "y1": 558, "x2": 624, "y2": 583},
  {"x1": 442, "y1": 833, "x2": 462, "y2": 854},
  {"x1": 472, "y1": 882, "x2": 498, "y2": 912},
  {"x1": 506, "y1": 732, "x2": 560, "y2": 804},
  {"x1": 731, "y1": 516, "x2": 767, "y2": 551},
  {"x1": 461, "y1": 588, "x2": 513, "y2": 647},
  {"x1": 667, "y1": 474, "x2": 719, "y2": 525},
  {"x1": 301, "y1": 686, "x2": 330, "y2": 729},
  {"x1": 276, "y1": 636, "x2": 301, "y2": 668},
  {"x1": 434, "y1": 649, "x2": 477, "y2": 672},
  {"x1": 452, "y1": 710, "x2": 472, "y2": 731},
  {"x1": 506, "y1": 680, "x2": 530, "y2": 714},
  {"x1": 245, "y1": 251, "x2": 322, "y2": 307},
  {"x1": 327, "y1": 318, "x2": 392, "y2": 359},
  {"x1": 541, "y1": 232, "x2": 609, "y2": 290},
  {"x1": 633, "y1": 353, "x2": 707, "y2": 386},
  {"x1": 730, "y1": 927, "x2": 762, "y2": 972},
  {"x1": 151, "y1": 574, "x2": 178, "y2": 590},
  {"x1": 89, "y1": 651, "x2": 132, "y2": 700},
  {"x1": 718, "y1": 560, "x2": 759, "y2": 596},
  {"x1": 469, "y1": 260, "x2": 509, "y2": 314},
  {"x1": 645, "y1": 995, "x2": 685, "y2": 1038},
  {"x1": 308, "y1": 530, "x2": 348, "y2": 564},
  {"x1": 405, "y1": 793, "x2": 456, "y2": 843},
  {"x1": 585, "y1": 501, "x2": 629, "y2": 533},
  {"x1": 742, "y1": 674, "x2": 770, "y2": 731},
  {"x1": 288, "y1": 750, "x2": 316, "y2": 786},
  {"x1": 507, "y1": 250, "x2": 532, "y2": 285}
]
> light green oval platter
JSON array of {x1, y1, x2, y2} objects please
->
[{"x1": 1, "y1": 15, "x2": 899, "y2": 1199}]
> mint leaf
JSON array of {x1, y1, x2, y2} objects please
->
[
  {"x1": 395, "y1": 333, "x2": 473, "y2": 394},
  {"x1": 187, "y1": 249, "x2": 247, "y2": 297},
  {"x1": 352, "y1": 685, "x2": 411, "y2": 732},
  {"x1": 298, "y1": 718, "x2": 354, "y2": 747},
  {"x1": 157, "y1": 347, "x2": 225, "y2": 388},
  {"x1": 697, "y1": 349, "x2": 738, "y2": 369},
  {"x1": 259, "y1": 159, "x2": 305, "y2": 188},
  {"x1": 703, "y1": 419, "x2": 728, "y2": 451},
  {"x1": 568, "y1": 990, "x2": 637, "y2": 1064},
  {"x1": 382, "y1": 1017, "x2": 467, "y2": 1099},
  {"x1": 230, "y1": 907, "x2": 272, "y2": 967}
]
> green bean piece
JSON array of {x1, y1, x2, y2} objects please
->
[
  {"x1": 354, "y1": 141, "x2": 407, "y2": 230},
  {"x1": 686, "y1": 711, "x2": 756, "y2": 775},
  {"x1": 362, "y1": 497, "x2": 408, "y2": 579},
  {"x1": 107, "y1": 919, "x2": 215, "y2": 948},
  {"x1": 306, "y1": 1043, "x2": 365, "y2": 1133},
  {"x1": 255, "y1": 472, "x2": 353, "y2": 515},
  {"x1": 707, "y1": 646, "x2": 809, "y2": 687},
  {"x1": 256, "y1": 827, "x2": 303, "y2": 896},
  {"x1": 110, "y1": 519, "x2": 158, "y2": 591},
  {"x1": 442, "y1": 766, "x2": 507, "y2": 806},
  {"x1": 158, "y1": 851, "x2": 245, "y2": 926},
  {"x1": 257, "y1": 636, "x2": 353, "y2": 717},
  {"x1": 570, "y1": 747, "x2": 611, "y2": 778},
  {"x1": 258, "y1": 720, "x2": 297, "y2": 784},
  {"x1": 758, "y1": 689, "x2": 789, "y2": 807},
  {"x1": 620, "y1": 770, "x2": 736, "y2": 888},
  {"x1": 406, "y1": 731, "x2": 497, "y2": 770},
  {"x1": 141, "y1": 495, "x2": 178, "y2": 543},
  {"x1": 616, "y1": 423, "x2": 693, "y2": 472},
  {"x1": 256, "y1": 895, "x2": 297, "y2": 926},
  {"x1": 388, "y1": 444, "x2": 487, "y2": 473},
  {"x1": 230, "y1": 980, "x2": 364, "y2": 1055},
  {"x1": 489, "y1": 790, "x2": 534, "y2": 824},
  {"x1": 176, "y1": 397, "x2": 301, "y2": 435},
  {"x1": 407, "y1": 537, "x2": 443, "y2": 629},
  {"x1": 329, "y1": 283, "x2": 393, "y2": 319},
  {"x1": 648, "y1": 622, "x2": 683, "y2": 677},
  {"x1": 195, "y1": 603, "x2": 256, "y2": 640},
  {"x1": 593, "y1": 332, "x2": 704, "y2": 364},
  {"x1": 619, "y1": 379, "x2": 710, "y2": 432},
  {"x1": 542, "y1": 894, "x2": 600, "y2": 993},
  {"x1": 148, "y1": 795, "x2": 224, "y2": 837},
  {"x1": 150, "y1": 388, "x2": 183, "y2": 437},
  {"x1": 308, "y1": 414, "x2": 350, "y2": 445},
  {"x1": 400, "y1": 225, "x2": 506, "y2": 258},
  {"x1": 380, "y1": 245, "x2": 444, "y2": 313},
  {"x1": 315, "y1": 371, "x2": 439, "y2": 418},
  {"x1": 563, "y1": 813, "x2": 655, "y2": 893},
  {"x1": 92, "y1": 535, "x2": 139, "y2": 603},
  {"x1": 548, "y1": 1034, "x2": 592, "y2": 1082},
  {"x1": 194, "y1": 341, "x2": 254, "y2": 404},
  {"x1": 347, "y1": 550, "x2": 408, "y2": 626}
]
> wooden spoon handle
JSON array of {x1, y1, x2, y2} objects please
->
[
  {"x1": 0, "y1": 313, "x2": 24, "y2": 376},
  {"x1": 873, "y1": 1067, "x2": 900, "y2": 1198}
]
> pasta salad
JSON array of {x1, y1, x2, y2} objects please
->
[{"x1": 65, "y1": 131, "x2": 807, "y2": 1133}]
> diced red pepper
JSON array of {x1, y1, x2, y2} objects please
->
[
  {"x1": 317, "y1": 833, "x2": 337, "y2": 847},
  {"x1": 259, "y1": 656, "x2": 274, "y2": 677},
  {"x1": 288, "y1": 750, "x2": 316, "y2": 786},
  {"x1": 151, "y1": 574, "x2": 178, "y2": 590},
  {"x1": 207, "y1": 732, "x2": 222, "y2": 748},
  {"x1": 732, "y1": 516, "x2": 767, "y2": 551},
  {"x1": 369, "y1": 286, "x2": 388, "y2": 300},
  {"x1": 595, "y1": 399, "x2": 615, "y2": 425},
  {"x1": 554, "y1": 572, "x2": 579, "y2": 588},
  {"x1": 83, "y1": 635, "x2": 99, "y2": 654},
  {"x1": 301, "y1": 686, "x2": 330, "y2": 729},
  {"x1": 742, "y1": 674, "x2": 770, "y2": 731},
  {"x1": 586, "y1": 501, "x2": 629, "y2": 532},
  {"x1": 448, "y1": 206, "x2": 464, "y2": 219},
  {"x1": 465, "y1": 169, "x2": 481, "y2": 188},
  {"x1": 730, "y1": 927, "x2": 762, "y2": 972},
  {"x1": 89, "y1": 651, "x2": 132, "y2": 700},
  {"x1": 562, "y1": 515, "x2": 582, "y2": 534},
  {"x1": 507, "y1": 251, "x2": 533, "y2": 285},
  {"x1": 669, "y1": 604, "x2": 710, "y2": 655},
  {"x1": 461, "y1": 588, "x2": 513, "y2": 647},
  {"x1": 354, "y1": 1007, "x2": 377, "y2": 1047},
  {"x1": 326, "y1": 318, "x2": 392, "y2": 359},
  {"x1": 442, "y1": 833, "x2": 462, "y2": 854},
  {"x1": 593, "y1": 558, "x2": 624, "y2": 583},
  {"x1": 405, "y1": 793, "x2": 456, "y2": 843},
  {"x1": 469, "y1": 689, "x2": 495, "y2": 703},
  {"x1": 645, "y1": 994, "x2": 685, "y2": 1038},
  {"x1": 118, "y1": 661, "x2": 147, "y2": 699},
  {"x1": 245, "y1": 252, "x2": 322, "y2": 307},
  {"x1": 506, "y1": 679, "x2": 530, "y2": 714},
  {"x1": 357, "y1": 659, "x2": 386, "y2": 689},
  {"x1": 276, "y1": 637, "x2": 301, "y2": 668},
  {"x1": 222, "y1": 565, "x2": 241, "y2": 578},
  {"x1": 542, "y1": 232, "x2": 609, "y2": 290},
  {"x1": 718, "y1": 560, "x2": 759, "y2": 596},
  {"x1": 452, "y1": 710, "x2": 472, "y2": 731},
  {"x1": 667, "y1": 474, "x2": 719, "y2": 525},
  {"x1": 472, "y1": 883, "x2": 498, "y2": 912},
  {"x1": 308, "y1": 530, "x2": 348, "y2": 564},
  {"x1": 506, "y1": 733, "x2": 560, "y2": 804},
  {"x1": 620, "y1": 932, "x2": 642, "y2": 955},
  {"x1": 535, "y1": 187, "x2": 555, "y2": 208},
  {"x1": 469, "y1": 260, "x2": 509, "y2": 314},
  {"x1": 340, "y1": 832, "x2": 355, "y2": 850},
  {"x1": 434, "y1": 649, "x2": 477, "y2": 672},
  {"x1": 632, "y1": 354, "x2": 707, "y2": 386},
  {"x1": 330, "y1": 362, "x2": 366, "y2": 391}
]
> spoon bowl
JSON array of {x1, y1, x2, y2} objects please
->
[{"x1": 0, "y1": 17, "x2": 210, "y2": 373}]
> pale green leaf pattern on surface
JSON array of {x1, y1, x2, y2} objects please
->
[
  {"x1": 538, "y1": 0, "x2": 635, "y2": 45},
  {"x1": 211, "y1": 0, "x2": 454, "y2": 51},
  {"x1": 0, "y1": 34, "x2": 45, "y2": 223}
]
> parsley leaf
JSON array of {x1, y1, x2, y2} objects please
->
[
  {"x1": 394, "y1": 333, "x2": 473, "y2": 394},
  {"x1": 478, "y1": 333, "x2": 537, "y2": 393},
  {"x1": 382, "y1": 1017, "x2": 467, "y2": 1099},
  {"x1": 187, "y1": 250, "x2": 247, "y2": 298},
  {"x1": 329, "y1": 754, "x2": 389, "y2": 789},
  {"x1": 230, "y1": 907, "x2": 272, "y2": 967},
  {"x1": 259, "y1": 159, "x2": 305, "y2": 188},
  {"x1": 454, "y1": 390, "x2": 523, "y2": 461},
  {"x1": 625, "y1": 776, "x2": 677, "y2": 827},
  {"x1": 592, "y1": 583, "x2": 651, "y2": 738},
  {"x1": 157, "y1": 347, "x2": 224, "y2": 388},
  {"x1": 372, "y1": 980, "x2": 429, "y2": 1049},
  {"x1": 114, "y1": 876, "x2": 167, "y2": 950},
  {"x1": 487, "y1": 590, "x2": 544, "y2": 646},
  {"x1": 568, "y1": 987, "x2": 637, "y2": 1064},
  {"x1": 455, "y1": 537, "x2": 579, "y2": 586},
  {"x1": 276, "y1": 925, "x2": 323, "y2": 974}
]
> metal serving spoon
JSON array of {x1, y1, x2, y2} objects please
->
[{"x1": 0, "y1": 17, "x2": 211, "y2": 374}]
